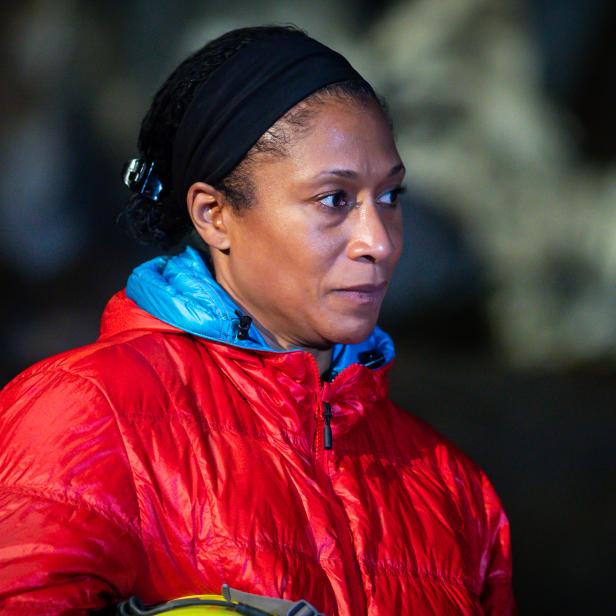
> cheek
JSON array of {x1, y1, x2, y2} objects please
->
[
  {"x1": 231, "y1": 210, "x2": 339, "y2": 298},
  {"x1": 248, "y1": 204, "x2": 340, "y2": 261}
]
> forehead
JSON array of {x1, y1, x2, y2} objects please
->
[
  {"x1": 265, "y1": 98, "x2": 402, "y2": 183},
  {"x1": 252, "y1": 98, "x2": 401, "y2": 189}
]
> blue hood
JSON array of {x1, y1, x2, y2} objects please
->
[{"x1": 126, "y1": 246, "x2": 394, "y2": 378}]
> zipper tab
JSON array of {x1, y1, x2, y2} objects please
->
[
  {"x1": 234, "y1": 310, "x2": 252, "y2": 340},
  {"x1": 323, "y1": 402, "x2": 333, "y2": 450}
]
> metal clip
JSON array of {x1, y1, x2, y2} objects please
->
[{"x1": 122, "y1": 158, "x2": 163, "y2": 202}]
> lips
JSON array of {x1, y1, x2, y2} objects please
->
[
  {"x1": 337, "y1": 281, "x2": 388, "y2": 293},
  {"x1": 332, "y1": 281, "x2": 388, "y2": 304}
]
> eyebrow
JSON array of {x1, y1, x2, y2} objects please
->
[{"x1": 313, "y1": 163, "x2": 406, "y2": 180}]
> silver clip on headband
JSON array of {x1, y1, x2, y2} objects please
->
[{"x1": 122, "y1": 158, "x2": 164, "y2": 202}]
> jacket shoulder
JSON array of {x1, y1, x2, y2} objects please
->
[
  {"x1": 0, "y1": 333, "x2": 187, "y2": 533},
  {"x1": 375, "y1": 400, "x2": 480, "y2": 469},
  {"x1": 0, "y1": 329, "x2": 208, "y2": 498},
  {"x1": 0, "y1": 339, "x2": 151, "y2": 611},
  {"x1": 5, "y1": 327, "x2": 182, "y2": 386},
  {"x1": 379, "y1": 401, "x2": 513, "y2": 584},
  {"x1": 375, "y1": 400, "x2": 509, "y2": 518},
  {"x1": 2, "y1": 328, "x2": 200, "y2": 413}
]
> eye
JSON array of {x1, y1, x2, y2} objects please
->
[
  {"x1": 317, "y1": 191, "x2": 353, "y2": 209},
  {"x1": 378, "y1": 185, "x2": 407, "y2": 206}
]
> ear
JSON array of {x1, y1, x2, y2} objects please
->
[{"x1": 186, "y1": 181, "x2": 231, "y2": 251}]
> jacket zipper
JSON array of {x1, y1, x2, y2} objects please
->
[
  {"x1": 306, "y1": 351, "x2": 369, "y2": 614},
  {"x1": 307, "y1": 352, "x2": 355, "y2": 452},
  {"x1": 322, "y1": 402, "x2": 332, "y2": 450}
]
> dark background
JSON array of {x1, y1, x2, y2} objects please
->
[{"x1": 1, "y1": 1, "x2": 615, "y2": 612}]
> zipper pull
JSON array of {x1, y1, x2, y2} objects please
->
[
  {"x1": 234, "y1": 310, "x2": 252, "y2": 340},
  {"x1": 323, "y1": 402, "x2": 333, "y2": 450}
]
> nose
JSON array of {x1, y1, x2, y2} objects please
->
[{"x1": 346, "y1": 199, "x2": 399, "y2": 263}]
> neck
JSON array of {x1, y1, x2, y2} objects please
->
[
  {"x1": 213, "y1": 269, "x2": 333, "y2": 376},
  {"x1": 309, "y1": 347, "x2": 334, "y2": 378},
  {"x1": 245, "y1": 314, "x2": 333, "y2": 376}
]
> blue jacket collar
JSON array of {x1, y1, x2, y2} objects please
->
[{"x1": 126, "y1": 246, "x2": 394, "y2": 378}]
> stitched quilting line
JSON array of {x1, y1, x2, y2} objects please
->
[
  {"x1": 56, "y1": 367, "x2": 145, "y2": 545},
  {"x1": 360, "y1": 556, "x2": 479, "y2": 595},
  {"x1": 23, "y1": 365, "x2": 473, "y2": 524},
  {"x1": 0, "y1": 482, "x2": 140, "y2": 542}
]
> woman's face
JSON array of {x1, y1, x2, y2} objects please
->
[{"x1": 212, "y1": 97, "x2": 405, "y2": 349}]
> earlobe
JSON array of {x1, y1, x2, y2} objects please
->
[{"x1": 186, "y1": 181, "x2": 231, "y2": 251}]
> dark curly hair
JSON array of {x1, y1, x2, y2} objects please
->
[{"x1": 121, "y1": 25, "x2": 392, "y2": 249}]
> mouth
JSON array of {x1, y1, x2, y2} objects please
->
[{"x1": 332, "y1": 281, "x2": 388, "y2": 304}]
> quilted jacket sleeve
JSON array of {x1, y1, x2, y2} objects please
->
[
  {"x1": 0, "y1": 367, "x2": 143, "y2": 615},
  {"x1": 479, "y1": 472, "x2": 517, "y2": 615}
]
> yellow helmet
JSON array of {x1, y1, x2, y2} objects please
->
[
  {"x1": 116, "y1": 594, "x2": 269, "y2": 615},
  {"x1": 116, "y1": 586, "x2": 324, "y2": 615}
]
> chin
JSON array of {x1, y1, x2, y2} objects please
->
[{"x1": 322, "y1": 314, "x2": 379, "y2": 346}]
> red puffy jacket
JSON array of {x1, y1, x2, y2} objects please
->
[{"x1": 0, "y1": 250, "x2": 515, "y2": 615}]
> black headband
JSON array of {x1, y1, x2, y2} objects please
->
[{"x1": 171, "y1": 31, "x2": 375, "y2": 202}]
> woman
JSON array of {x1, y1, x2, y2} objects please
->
[{"x1": 0, "y1": 26, "x2": 515, "y2": 615}]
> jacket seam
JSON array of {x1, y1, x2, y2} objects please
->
[
  {"x1": 1, "y1": 331, "x2": 162, "y2": 391},
  {"x1": 168, "y1": 420, "x2": 469, "y2": 483},
  {"x1": 219, "y1": 535, "x2": 324, "y2": 566},
  {"x1": 332, "y1": 447, "x2": 471, "y2": 477},
  {"x1": 194, "y1": 421, "x2": 460, "y2": 480},
  {"x1": 200, "y1": 418, "x2": 313, "y2": 452},
  {"x1": 55, "y1": 367, "x2": 145, "y2": 545},
  {"x1": 360, "y1": 557, "x2": 477, "y2": 594},
  {"x1": 0, "y1": 482, "x2": 140, "y2": 542},
  {"x1": 121, "y1": 341, "x2": 219, "y2": 547}
]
